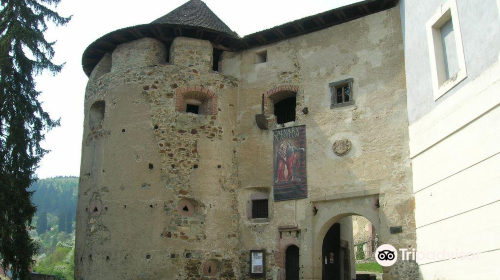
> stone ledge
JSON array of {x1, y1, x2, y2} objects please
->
[{"x1": 310, "y1": 190, "x2": 379, "y2": 202}]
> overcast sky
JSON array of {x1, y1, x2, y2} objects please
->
[{"x1": 35, "y1": 0, "x2": 362, "y2": 179}]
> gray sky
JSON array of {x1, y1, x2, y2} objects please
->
[{"x1": 36, "y1": 0, "x2": 361, "y2": 179}]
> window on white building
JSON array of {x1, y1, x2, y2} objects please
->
[{"x1": 426, "y1": 0, "x2": 467, "y2": 100}]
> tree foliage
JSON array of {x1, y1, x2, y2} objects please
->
[
  {"x1": 36, "y1": 210, "x2": 47, "y2": 235},
  {"x1": 0, "y1": 0, "x2": 70, "y2": 278}
]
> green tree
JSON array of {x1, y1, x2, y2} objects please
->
[
  {"x1": 0, "y1": 0, "x2": 70, "y2": 278},
  {"x1": 58, "y1": 211, "x2": 66, "y2": 233},
  {"x1": 65, "y1": 209, "x2": 72, "y2": 233},
  {"x1": 36, "y1": 210, "x2": 48, "y2": 235}
]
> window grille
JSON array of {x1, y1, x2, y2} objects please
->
[{"x1": 252, "y1": 199, "x2": 268, "y2": 219}]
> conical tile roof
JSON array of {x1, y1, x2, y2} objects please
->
[{"x1": 152, "y1": 0, "x2": 238, "y2": 37}]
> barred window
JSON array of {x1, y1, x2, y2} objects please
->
[{"x1": 252, "y1": 199, "x2": 269, "y2": 219}]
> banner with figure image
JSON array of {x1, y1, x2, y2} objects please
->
[{"x1": 273, "y1": 125, "x2": 307, "y2": 201}]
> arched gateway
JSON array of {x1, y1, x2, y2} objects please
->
[{"x1": 298, "y1": 192, "x2": 389, "y2": 280}]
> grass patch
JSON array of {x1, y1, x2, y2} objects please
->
[{"x1": 356, "y1": 262, "x2": 383, "y2": 273}]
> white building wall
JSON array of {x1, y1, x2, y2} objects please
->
[{"x1": 401, "y1": 0, "x2": 500, "y2": 278}]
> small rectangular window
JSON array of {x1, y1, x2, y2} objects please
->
[
  {"x1": 255, "y1": 50, "x2": 267, "y2": 64},
  {"x1": 330, "y1": 78, "x2": 354, "y2": 108},
  {"x1": 213, "y1": 48, "x2": 223, "y2": 72},
  {"x1": 252, "y1": 199, "x2": 268, "y2": 219}
]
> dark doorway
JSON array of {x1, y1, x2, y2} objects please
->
[
  {"x1": 274, "y1": 97, "x2": 296, "y2": 124},
  {"x1": 322, "y1": 223, "x2": 341, "y2": 280},
  {"x1": 285, "y1": 245, "x2": 300, "y2": 280}
]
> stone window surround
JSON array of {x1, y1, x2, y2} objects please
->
[
  {"x1": 246, "y1": 193, "x2": 270, "y2": 223},
  {"x1": 329, "y1": 78, "x2": 354, "y2": 108},
  {"x1": 426, "y1": 0, "x2": 467, "y2": 100},
  {"x1": 175, "y1": 86, "x2": 218, "y2": 115}
]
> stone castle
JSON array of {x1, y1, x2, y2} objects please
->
[{"x1": 76, "y1": 0, "x2": 423, "y2": 279}]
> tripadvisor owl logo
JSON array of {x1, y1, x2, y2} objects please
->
[{"x1": 375, "y1": 244, "x2": 398, "y2": 267}]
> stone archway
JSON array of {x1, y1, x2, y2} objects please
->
[{"x1": 300, "y1": 193, "x2": 387, "y2": 280}]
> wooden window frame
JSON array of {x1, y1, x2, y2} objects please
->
[{"x1": 330, "y1": 78, "x2": 354, "y2": 108}]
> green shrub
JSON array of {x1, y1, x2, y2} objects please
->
[{"x1": 356, "y1": 243, "x2": 365, "y2": 260}]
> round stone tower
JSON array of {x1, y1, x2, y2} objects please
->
[{"x1": 75, "y1": 1, "x2": 242, "y2": 279}]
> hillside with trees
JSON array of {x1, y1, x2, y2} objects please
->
[{"x1": 30, "y1": 176, "x2": 78, "y2": 279}]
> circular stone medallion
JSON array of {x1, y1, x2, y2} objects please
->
[{"x1": 333, "y1": 139, "x2": 352, "y2": 156}]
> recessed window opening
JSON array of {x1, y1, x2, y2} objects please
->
[
  {"x1": 213, "y1": 48, "x2": 223, "y2": 72},
  {"x1": 439, "y1": 18, "x2": 459, "y2": 81},
  {"x1": 89, "y1": 100, "x2": 105, "y2": 127},
  {"x1": 252, "y1": 199, "x2": 269, "y2": 219},
  {"x1": 274, "y1": 97, "x2": 296, "y2": 124},
  {"x1": 183, "y1": 94, "x2": 212, "y2": 115},
  {"x1": 255, "y1": 50, "x2": 267, "y2": 64},
  {"x1": 186, "y1": 104, "x2": 199, "y2": 114},
  {"x1": 427, "y1": 0, "x2": 466, "y2": 99},
  {"x1": 165, "y1": 43, "x2": 171, "y2": 63}
]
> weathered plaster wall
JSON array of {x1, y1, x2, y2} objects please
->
[{"x1": 224, "y1": 6, "x2": 416, "y2": 280}]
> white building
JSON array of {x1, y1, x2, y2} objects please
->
[{"x1": 401, "y1": 0, "x2": 500, "y2": 278}]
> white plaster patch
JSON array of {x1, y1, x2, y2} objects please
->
[
  {"x1": 356, "y1": 48, "x2": 383, "y2": 68},
  {"x1": 221, "y1": 57, "x2": 241, "y2": 79},
  {"x1": 365, "y1": 13, "x2": 390, "y2": 44},
  {"x1": 319, "y1": 67, "x2": 327, "y2": 77},
  {"x1": 299, "y1": 46, "x2": 321, "y2": 59},
  {"x1": 300, "y1": 39, "x2": 308, "y2": 48},
  {"x1": 284, "y1": 203, "x2": 294, "y2": 210},
  {"x1": 247, "y1": 70, "x2": 258, "y2": 83},
  {"x1": 237, "y1": 109, "x2": 247, "y2": 122}
]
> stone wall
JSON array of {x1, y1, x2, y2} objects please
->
[
  {"x1": 222, "y1": 5, "x2": 416, "y2": 279},
  {"x1": 76, "y1": 37, "x2": 241, "y2": 279}
]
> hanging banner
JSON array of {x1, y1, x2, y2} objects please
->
[{"x1": 273, "y1": 125, "x2": 307, "y2": 201}]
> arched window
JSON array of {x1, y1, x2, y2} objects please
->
[{"x1": 265, "y1": 85, "x2": 299, "y2": 125}]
